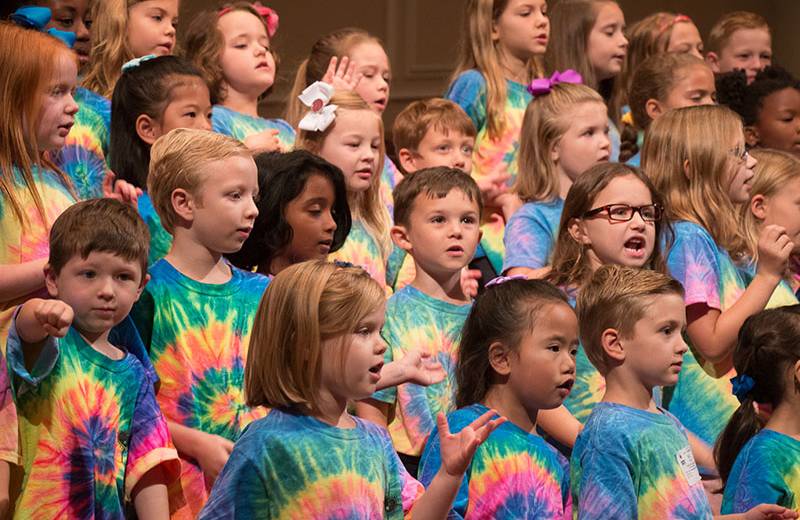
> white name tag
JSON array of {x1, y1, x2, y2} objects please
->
[{"x1": 676, "y1": 446, "x2": 701, "y2": 486}]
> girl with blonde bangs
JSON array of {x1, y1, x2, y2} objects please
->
[
  {"x1": 447, "y1": 0, "x2": 549, "y2": 276},
  {"x1": 296, "y1": 92, "x2": 393, "y2": 290},
  {"x1": 504, "y1": 82, "x2": 610, "y2": 277},
  {"x1": 202, "y1": 261, "x2": 504, "y2": 517},
  {"x1": 642, "y1": 104, "x2": 795, "y2": 448}
]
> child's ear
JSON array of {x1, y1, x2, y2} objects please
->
[
  {"x1": 391, "y1": 224, "x2": 412, "y2": 252},
  {"x1": 170, "y1": 188, "x2": 196, "y2": 224},
  {"x1": 397, "y1": 148, "x2": 417, "y2": 174},
  {"x1": 135, "y1": 273, "x2": 151, "y2": 298},
  {"x1": 645, "y1": 99, "x2": 665, "y2": 122},
  {"x1": 567, "y1": 217, "x2": 591, "y2": 246},
  {"x1": 135, "y1": 114, "x2": 161, "y2": 146},
  {"x1": 601, "y1": 327, "x2": 625, "y2": 362},
  {"x1": 43, "y1": 263, "x2": 59, "y2": 299},
  {"x1": 550, "y1": 139, "x2": 561, "y2": 164},
  {"x1": 487, "y1": 341, "x2": 512, "y2": 376},
  {"x1": 793, "y1": 360, "x2": 800, "y2": 394},
  {"x1": 750, "y1": 194, "x2": 767, "y2": 220},
  {"x1": 705, "y1": 51, "x2": 720, "y2": 72},
  {"x1": 682, "y1": 158, "x2": 692, "y2": 181},
  {"x1": 744, "y1": 126, "x2": 760, "y2": 148}
]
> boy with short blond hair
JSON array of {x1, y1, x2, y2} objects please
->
[
  {"x1": 133, "y1": 128, "x2": 270, "y2": 517},
  {"x1": 706, "y1": 11, "x2": 772, "y2": 84},
  {"x1": 357, "y1": 167, "x2": 482, "y2": 476}
]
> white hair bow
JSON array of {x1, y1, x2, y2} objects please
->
[{"x1": 298, "y1": 81, "x2": 338, "y2": 132}]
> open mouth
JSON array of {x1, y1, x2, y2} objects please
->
[
  {"x1": 624, "y1": 237, "x2": 646, "y2": 257},
  {"x1": 318, "y1": 239, "x2": 332, "y2": 253},
  {"x1": 446, "y1": 244, "x2": 464, "y2": 255},
  {"x1": 373, "y1": 98, "x2": 387, "y2": 110},
  {"x1": 557, "y1": 379, "x2": 574, "y2": 393},
  {"x1": 368, "y1": 361, "x2": 383, "y2": 382}
]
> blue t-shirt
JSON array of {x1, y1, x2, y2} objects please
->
[
  {"x1": 571, "y1": 402, "x2": 712, "y2": 519},
  {"x1": 502, "y1": 197, "x2": 564, "y2": 272},
  {"x1": 419, "y1": 403, "x2": 571, "y2": 519}
]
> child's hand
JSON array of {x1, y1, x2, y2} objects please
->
[
  {"x1": 244, "y1": 129, "x2": 282, "y2": 153},
  {"x1": 756, "y1": 224, "x2": 794, "y2": 280},
  {"x1": 476, "y1": 172, "x2": 510, "y2": 208},
  {"x1": 322, "y1": 55, "x2": 362, "y2": 93},
  {"x1": 397, "y1": 350, "x2": 445, "y2": 386},
  {"x1": 496, "y1": 192, "x2": 523, "y2": 220},
  {"x1": 460, "y1": 268, "x2": 481, "y2": 299},
  {"x1": 33, "y1": 299, "x2": 73, "y2": 338},
  {"x1": 102, "y1": 170, "x2": 142, "y2": 209},
  {"x1": 436, "y1": 409, "x2": 505, "y2": 477},
  {"x1": 196, "y1": 433, "x2": 234, "y2": 482},
  {"x1": 739, "y1": 503, "x2": 799, "y2": 519}
]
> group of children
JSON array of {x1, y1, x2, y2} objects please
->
[{"x1": 1, "y1": 0, "x2": 800, "y2": 518}]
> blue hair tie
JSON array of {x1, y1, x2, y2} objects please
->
[
  {"x1": 333, "y1": 260, "x2": 355, "y2": 269},
  {"x1": 731, "y1": 374, "x2": 756, "y2": 403},
  {"x1": 485, "y1": 274, "x2": 527, "y2": 288},
  {"x1": 122, "y1": 54, "x2": 158, "y2": 72},
  {"x1": 10, "y1": 6, "x2": 77, "y2": 48}
]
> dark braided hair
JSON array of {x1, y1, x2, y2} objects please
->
[{"x1": 716, "y1": 65, "x2": 800, "y2": 126}]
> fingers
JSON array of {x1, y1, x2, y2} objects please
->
[
  {"x1": 467, "y1": 409, "x2": 500, "y2": 431},
  {"x1": 222, "y1": 438, "x2": 235, "y2": 453},
  {"x1": 101, "y1": 170, "x2": 116, "y2": 197},
  {"x1": 436, "y1": 412, "x2": 450, "y2": 438},
  {"x1": 322, "y1": 56, "x2": 338, "y2": 83},
  {"x1": 35, "y1": 300, "x2": 73, "y2": 337}
]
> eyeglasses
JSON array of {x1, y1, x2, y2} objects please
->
[
  {"x1": 729, "y1": 146, "x2": 750, "y2": 163},
  {"x1": 582, "y1": 204, "x2": 663, "y2": 222}
]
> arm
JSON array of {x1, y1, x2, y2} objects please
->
[
  {"x1": 0, "y1": 260, "x2": 46, "y2": 303},
  {"x1": 132, "y1": 466, "x2": 169, "y2": 520},
  {"x1": 168, "y1": 422, "x2": 233, "y2": 483},
  {"x1": 686, "y1": 430, "x2": 715, "y2": 473},
  {"x1": 0, "y1": 461, "x2": 8, "y2": 520},
  {"x1": 716, "y1": 504, "x2": 799, "y2": 519},
  {"x1": 537, "y1": 406, "x2": 583, "y2": 448},
  {"x1": 14, "y1": 298, "x2": 72, "y2": 371},
  {"x1": 506, "y1": 266, "x2": 551, "y2": 280}
]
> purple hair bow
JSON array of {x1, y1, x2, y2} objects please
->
[
  {"x1": 485, "y1": 274, "x2": 527, "y2": 288},
  {"x1": 527, "y1": 69, "x2": 583, "y2": 96}
]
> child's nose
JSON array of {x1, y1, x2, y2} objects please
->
[
  {"x1": 323, "y1": 210, "x2": 337, "y2": 232},
  {"x1": 375, "y1": 337, "x2": 387, "y2": 356}
]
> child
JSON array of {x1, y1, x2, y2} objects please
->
[
  {"x1": 356, "y1": 167, "x2": 482, "y2": 477},
  {"x1": 643, "y1": 105, "x2": 794, "y2": 446},
  {"x1": 717, "y1": 306, "x2": 800, "y2": 513},
  {"x1": 109, "y1": 55, "x2": 212, "y2": 265},
  {"x1": 199, "y1": 260, "x2": 504, "y2": 518},
  {"x1": 571, "y1": 265, "x2": 797, "y2": 519},
  {"x1": 296, "y1": 89, "x2": 392, "y2": 290},
  {"x1": 419, "y1": 277, "x2": 575, "y2": 518},
  {"x1": 717, "y1": 66, "x2": 800, "y2": 156},
  {"x1": 131, "y1": 128, "x2": 269, "y2": 518},
  {"x1": 55, "y1": 0, "x2": 180, "y2": 200},
  {"x1": 624, "y1": 53, "x2": 716, "y2": 165},
  {"x1": 446, "y1": 0, "x2": 548, "y2": 276},
  {"x1": 6, "y1": 198, "x2": 180, "y2": 518},
  {"x1": 706, "y1": 11, "x2": 772, "y2": 84},
  {"x1": 503, "y1": 82, "x2": 611, "y2": 278},
  {"x1": 184, "y1": 2, "x2": 294, "y2": 153},
  {"x1": 17, "y1": 0, "x2": 92, "y2": 69},
  {"x1": 545, "y1": 0, "x2": 628, "y2": 162},
  {"x1": 228, "y1": 150, "x2": 352, "y2": 276}
]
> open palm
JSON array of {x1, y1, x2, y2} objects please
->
[{"x1": 437, "y1": 409, "x2": 505, "y2": 476}]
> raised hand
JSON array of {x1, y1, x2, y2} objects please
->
[
  {"x1": 756, "y1": 224, "x2": 794, "y2": 280},
  {"x1": 460, "y1": 267, "x2": 481, "y2": 299},
  {"x1": 102, "y1": 170, "x2": 142, "y2": 209},
  {"x1": 33, "y1": 299, "x2": 73, "y2": 338},
  {"x1": 437, "y1": 409, "x2": 505, "y2": 476},
  {"x1": 397, "y1": 349, "x2": 446, "y2": 386},
  {"x1": 322, "y1": 56, "x2": 362, "y2": 93}
]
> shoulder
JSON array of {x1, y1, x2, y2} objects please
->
[
  {"x1": 447, "y1": 70, "x2": 487, "y2": 100},
  {"x1": 232, "y1": 266, "x2": 271, "y2": 292}
]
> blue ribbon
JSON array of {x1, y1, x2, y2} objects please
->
[
  {"x1": 10, "y1": 6, "x2": 76, "y2": 48},
  {"x1": 122, "y1": 54, "x2": 158, "y2": 72},
  {"x1": 731, "y1": 374, "x2": 756, "y2": 403}
]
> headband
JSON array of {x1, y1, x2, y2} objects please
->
[
  {"x1": 657, "y1": 14, "x2": 692, "y2": 36},
  {"x1": 122, "y1": 54, "x2": 157, "y2": 72},
  {"x1": 485, "y1": 274, "x2": 527, "y2": 288},
  {"x1": 10, "y1": 6, "x2": 77, "y2": 48},
  {"x1": 218, "y1": 3, "x2": 279, "y2": 38}
]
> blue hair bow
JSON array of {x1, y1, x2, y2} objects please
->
[
  {"x1": 122, "y1": 54, "x2": 158, "y2": 72},
  {"x1": 10, "y1": 6, "x2": 77, "y2": 48},
  {"x1": 527, "y1": 69, "x2": 583, "y2": 96},
  {"x1": 485, "y1": 274, "x2": 527, "y2": 288},
  {"x1": 731, "y1": 374, "x2": 756, "y2": 403}
]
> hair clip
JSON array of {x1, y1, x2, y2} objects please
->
[
  {"x1": 333, "y1": 260, "x2": 355, "y2": 269},
  {"x1": 731, "y1": 374, "x2": 755, "y2": 403},
  {"x1": 657, "y1": 14, "x2": 692, "y2": 36},
  {"x1": 527, "y1": 69, "x2": 583, "y2": 96},
  {"x1": 485, "y1": 274, "x2": 527, "y2": 288},
  {"x1": 10, "y1": 6, "x2": 77, "y2": 48},
  {"x1": 298, "y1": 81, "x2": 338, "y2": 132},
  {"x1": 218, "y1": 3, "x2": 279, "y2": 38},
  {"x1": 122, "y1": 54, "x2": 158, "y2": 72}
]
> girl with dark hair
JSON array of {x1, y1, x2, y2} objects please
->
[
  {"x1": 108, "y1": 54, "x2": 212, "y2": 265},
  {"x1": 228, "y1": 150, "x2": 352, "y2": 275}
]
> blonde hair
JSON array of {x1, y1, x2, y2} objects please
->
[
  {"x1": 147, "y1": 128, "x2": 251, "y2": 233},
  {"x1": 0, "y1": 22, "x2": 75, "y2": 228},
  {"x1": 642, "y1": 105, "x2": 746, "y2": 254},
  {"x1": 245, "y1": 260, "x2": 385, "y2": 413},
  {"x1": 295, "y1": 91, "x2": 391, "y2": 257},
  {"x1": 285, "y1": 28, "x2": 382, "y2": 127},
  {"x1": 738, "y1": 149, "x2": 800, "y2": 265},
  {"x1": 82, "y1": 0, "x2": 143, "y2": 97},
  {"x1": 708, "y1": 11, "x2": 770, "y2": 54},
  {"x1": 514, "y1": 83, "x2": 604, "y2": 202},
  {"x1": 577, "y1": 264, "x2": 684, "y2": 375},
  {"x1": 452, "y1": 0, "x2": 543, "y2": 140}
]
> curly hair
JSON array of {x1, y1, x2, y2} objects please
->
[{"x1": 716, "y1": 65, "x2": 800, "y2": 126}]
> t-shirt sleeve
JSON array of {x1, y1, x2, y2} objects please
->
[
  {"x1": 446, "y1": 71, "x2": 487, "y2": 133},
  {"x1": 0, "y1": 351, "x2": 19, "y2": 465},
  {"x1": 418, "y1": 418, "x2": 468, "y2": 519},
  {"x1": 666, "y1": 227, "x2": 722, "y2": 310},
  {"x1": 503, "y1": 205, "x2": 555, "y2": 271},
  {"x1": 123, "y1": 369, "x2": 180, "y2": 500},
  {"x1": 574, "y1": 442, "x2": 637, "y2": 519},
  {"x1": 722, "y1": 450, "x2": 788, "y2": 514},
  {"x1": 198, "y1": 451, "x2": 270, "y2": 519},
  {"x1": 6, "y1": 315, "x2": 59, "y2": 389}
]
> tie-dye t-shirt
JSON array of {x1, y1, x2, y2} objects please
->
[
  {"x1": 721, "y1": 429, "x2": 800, "y2": 514},
  {"x1": 198, "y1": 408, "x2": 424, "y2": 519},
  {"x1": 211, "y1": 105, "x2": 296, "y2": 151},
  {"x1": 385, "y1": 244, "x2": 416, "y2": 292},
  {"x1": 380, "y1": 157, "x2": 403, "y2": 218},
  {"x1": 372, "y1": 285, "x2": 471, "y2": 456},
  {"x1": 136, "y1": 192, "x2": 172, "y2": 266},
  {"x1": 419, "y1": 403, "x2": 571, "y2": 519},
  {"x1": 328, "y1": 219, "x2": 389, "y2": 291},
  {"x1": 131, "y1": 259, "x2": 270, "y2": 518},
  {"x1": 0, "y1": 349, "x2": 16, "y2": 465},
  {"x1": 738, "y1": 262, "x2": 799, "y2": 309},
  {"x1": 447, "y1": 70, "x2": 532, "y2": 274},
  {"x1": 52, "y1": 87, "x2": 111, "y2": 200},
  {"x1": 6, "y1": 319, "x2": 181, "y2": 519},
  {"x1": 502, "y1": 198, "x2": 564, "y2": 272},
  {"x1": 571, "y1": 402, "x2": 712, "y2": 520}
]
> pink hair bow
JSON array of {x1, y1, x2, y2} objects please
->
[
  {"x1": 219, "y1": 3, "x2": 279, "y2": 38},
  {"x1": 527, "y1": 70, "x2": 583, "y2": 96},
  {"x1": 485, "y1": 274, "x2": 527, "y2": 288}
]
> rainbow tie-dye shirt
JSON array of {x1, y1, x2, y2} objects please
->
[
  {"x1": 372, "y1": 285, "x2": 471, "y2": 456},
  {"x1": 198, "y1": 408, "x2": 425, "y2": 519},
  {"x1": 571, "y1": 402, "x2": 713, "y2": 519},
  {"x1": 211, "y1": 105, "x2": 296, "y2": 151},
  {"x1": 380, "y1": 157, "x2": 403, "y2": 218},
  {"x1": 328, "y1": 219, "x2": 389, "y2": 291},
  {"x1": 503, "y1": 198, "x2": 564, "y2": 273},
  {"x1": 447, "y1": 70, "x2": 532, "y2": 274},
  {"x1": 52, "y1": 87, "x2": 111, "y2": 200},
  {"x1": 131, "y1": 259, "x2": 270, "y2": 518},
  {"x1": 419, "y1": 403, "x2": 571, "y2": 519},
  {"x1": 6, "y1": 318, "x2": 180, "y2": 519},
  {"x1": 136, "y1": 192, "x2": 172, "y2": 266},
  {"x1": 721, "y1": 429, "x2": 800, "y2": 514}
]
